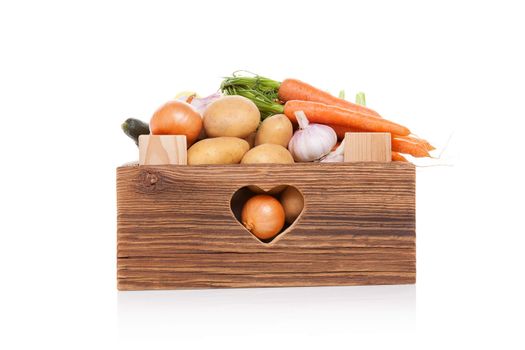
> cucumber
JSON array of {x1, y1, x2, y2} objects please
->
[{"x1": 122, "y1": 118, "x2": 150, "y2": 146}]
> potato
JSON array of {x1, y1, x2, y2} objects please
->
[
  {"x1": 203, "y1": 96, "x2": 260, "y2": 138},
  {"x1": 241, "y1": 144, "x2": 294, "y2": 164},
  {"x1": 255, "y1": 114, "x2": 293, "y2": 147},
  {"x1": 188, "y1": 137, "x2": 249, "y2": 165},
  {"x1": 244, "y1": 132, "x2": 256, "y2": 148}
]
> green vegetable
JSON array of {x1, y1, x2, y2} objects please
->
[
  {"x1": 355, "y1": 92, "x2": 366, "y2": 106},
  {"x1": 221, "y1": 72, "x2": 281, "y2": 119},
  {"x1": 121, "y1": 118, "x2": 150, "y2": 146}
]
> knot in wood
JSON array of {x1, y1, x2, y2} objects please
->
[
  {"x1": 146, "y1": 173, "x2": 158, "y2": 185},
  {"x1": 139, "y1": 170, "x2": 162, "y2": 192}
]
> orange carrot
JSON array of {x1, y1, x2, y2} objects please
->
[
  {"x1": 328, "y1": 124, "x2": 433, "y2": 155},
  {"x1": 424, "y1": 141, "x2": 435, "y2": 151},
  {"x1": 392, "y1": 137, "x2": 430, "y2": 157},
  {"x1": 414, "y1": 137, "x2": 435, "y2": 151},
  {"x1": 331, "y1": 141, "x2": 341, "y2": 152},
  {"x1": 395, "y1": 135, "x2": 435, "y2": 151},
  {"x1": 222, "y1": 74, "x2": 431, "y2": 147},
  {"x1": 327, "y1": 124, "x2": 361, "y2": 139},
  {"x1": 284, "y1": 100, "x2": 411, "y2": 136},
  {"x1": 222, "y1": 74, "x2": 382, "y2": 118},
  {"x1": 279, "y1": 78, "x2": 382, "y2": 117},
  {"x1": 392, "y1": 152, "x2": 408, "y2": 162}
]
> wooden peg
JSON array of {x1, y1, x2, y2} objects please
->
[
  {"x1": 343, "y1": 132, "x2": 391, "y2": 162},
  {"x1": 139, "y1": 135, "x2": 187, "y2": 165}
]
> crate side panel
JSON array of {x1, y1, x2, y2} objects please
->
[{"x1": 117, "y1": 163, "x2": 415, "y2": 290}]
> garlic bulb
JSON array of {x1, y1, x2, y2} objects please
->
[
  {"x1": 320, "y1": 140, "x2": 345, "y2": 163},
  {"x1": 176, "y1": 92, "x2": 222, "y2": 115},
  {"x1": 288, "y1": 111, "x2": 337, "y2": 162}
]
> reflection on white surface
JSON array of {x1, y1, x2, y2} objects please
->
[{"x1": 118, "y1": 285, "x2": 415, "y2": 343}]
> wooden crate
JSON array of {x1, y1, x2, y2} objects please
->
[{"x1": 116, "y1": 162, "x2": 415, "y2": 290}]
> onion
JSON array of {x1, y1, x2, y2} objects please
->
[
  {"x1": 150, "y1": 100, "x2": 203, "y2": 145},
  {"x1": 280, "y1": 186, "x2": 304, "y2": 224},
  {"x1": 241, "y1": 195, "x2": 285, "y2": 240}
]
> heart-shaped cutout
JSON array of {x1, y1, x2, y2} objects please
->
[{"x1": 230, "y1": 185, "x2": 305, "y2": 244}]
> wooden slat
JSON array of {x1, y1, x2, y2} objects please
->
[
  {"x1": 117, "y1": 162, "x2": 416, "y2": 290},
  {"x1": 118, "y1": 272, "x2": 416, "y2": 290}
]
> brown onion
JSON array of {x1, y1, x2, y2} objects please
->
[
  {"x1": 150, "y1": 100, "x2": 203, "y2": 145},
  {"x1": 241, "y1": 195, "x2": 285, "y2": 240},
  {"x1": 280, "y1": 186, "x2": 304, "y2": 224}
]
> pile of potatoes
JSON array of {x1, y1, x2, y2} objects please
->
[{"x1": 188, "y1": 95, "x2": 295, "y2": 165}]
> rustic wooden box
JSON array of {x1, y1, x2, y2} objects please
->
[{"x1": 117, "y1": 162, "x2": 415, "y2": 290}]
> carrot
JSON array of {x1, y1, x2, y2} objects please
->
[
  {"x1": 392, "y1": 137, "x2": 430, "y2": 157},
  {"x1": 330, "y1": 127, "x2": 429, "y2": 157},
  {"x1": 353, "y1": 92, "x2": 435, "y2": 151},
  {"x1": 221, "y1": 73, "x2": 427, "y2": 141},
  {"x1": 395, "y1": 135, "x2": 435, "y2": 151},
  {"x1": 413, "y1": 137, "x2": 435, "y2": 151},
  {"x1": 328, "y1": 124, "x2": 360, "y2": 140},
  {"x1": 283, "y1": 100, "x2": 411, "y2": 136},
  {"x1": 221, "y1": 74, "x2": 381, "y2": 118},
  {"x1": 328, "y1": 124, "x2": 433, "y2": 154},
  {"x1": 331, "y1": 141, "x2": 341, "y2": 152},
  {"x1": 278, "y1": 78, "x2": 382, "y2": 117},
  {"x1": 423, "y1": 141, "x2": 435, "y2": 151},
  {"x1": 353, "y1": 91, "x2": 434, "y2": 151},
  {"x1": 392, "y1": 152, "x2": 408, "y2": 162}
]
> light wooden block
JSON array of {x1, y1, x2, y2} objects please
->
[
  {"x1": 344, "y1": 133, "x2": 392, "y2": 162},
  {"x1": 138, "y1": 135, "x2": 187, "y2": 165}
]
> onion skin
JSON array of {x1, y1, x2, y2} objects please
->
[
  {"x1": 241, "y1": 195, "x2": 285, "y2": 240},
  {"x1": 150, "y1": 100, "x2": 203, "y2": 145},
  {"x1": 280, "y1": 186, "x2": 304, "y2": 224}
]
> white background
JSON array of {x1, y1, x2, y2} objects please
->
[{"x1": 1, "y1": 0, "x2": 524, "y2": 349}]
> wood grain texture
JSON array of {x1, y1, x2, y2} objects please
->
[
  {"x1": 139, "y1": 135, "x2": 187, "y2": 165},
  {"x1": 117, "y1": 162, "x2": 415, "y2": 290},
  {"x1": 344, "y1": 132, "x2": 392, "y2": 162}
]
